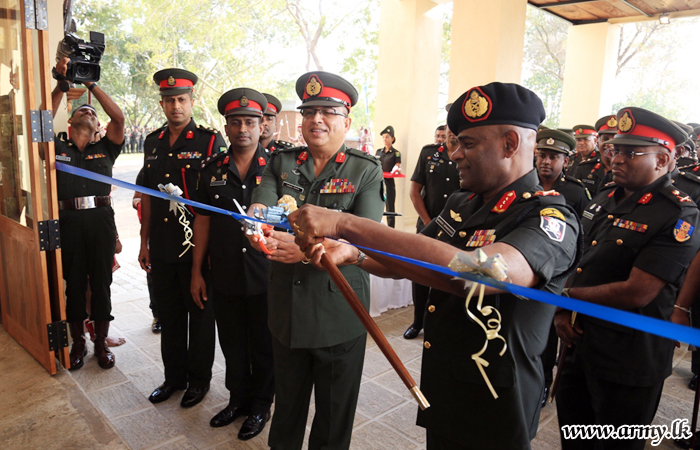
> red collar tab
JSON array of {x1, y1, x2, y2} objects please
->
[
  {"x1": 159, "y1": 78, "x2": 194, "y2": 89},
  {"x1": 468, "y1": 193, "x2": 476, "y2": 201},
  {"x1": 335, "y1": 152, "x2": 346, "y2": 163},
  {"x1": 223, "y1": 156, "x2": 230, "y2": 165},
  {"x1": 296, "y1": 150, "x2": 308, "y2": 165},
  {"x1": 608, "y1": 189, "x2": 615, "y2": 198},
  {"x1": 258, "y1": 156, "x2": 266, "y2": 166},
  {"x1": 225, "y1": 99, "x2": 264, "y2": 116},
  {"x1": 438, "y1": 144, "x2": 444, "y2": 153},
  {"x1": 590, "y1": 151, "x2": 597, "y2": 158},
  {"x1": 492, "y1": 191, "x2": 516, "y2": 213},
  {"x1": 593, "y1": 163, "x2": 601, "y2": 170},
  {"x1": 158, "y1": 130, "x2": 165, "y2": 139},
  {"x1": 638, "y1": 193, "x2": 653, "y2": 204},
  {"x1": 186, "y1": 130, "x2": 194, "y2": 139}
]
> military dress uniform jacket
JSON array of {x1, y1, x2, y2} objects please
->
[
  {"x1": 375, "y1": 146, "x2": 401, "y2": 173},
  {"x1": 251, "y1": 145, "x2": 384, "y2": 348},
  {"x1": 671, "y1": 166, "x2": 700, "y2": 204},
  {"x1": 548, "y1": 173, "x2": 591, "y2": 218},
  {"x1": 571, "y1": 175, "x2": 700, "y2": 387},
  {"x1": 55, "y1": 133, "x2": 122, "y2": 200},
  {"x1": 411, "y1": 143, "x2": 461, "y2": 225},
  {"x1": 196, "y1": 144, "x2": 270, "y2": 296},
  {"x1": 572, "y1": 151, "x2": 606, "y2": 197},
  {"x1": 140, "y1": 119, "x2": 227, "y2": 263},
  {"x1": 417, "y1": 169, "x2": 581, "y2": 449}
]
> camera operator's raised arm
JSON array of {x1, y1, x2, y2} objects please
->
[{"x1": 84, "y1": 81, "x2": 124, "y2": 146}]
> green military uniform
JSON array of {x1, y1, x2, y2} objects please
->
[
  {"x1": 573, "y1": 150, "x2": 608, "y2": 197},
  {"x1": 252, "y1": 71, "x2": 384, "y2": 450}
]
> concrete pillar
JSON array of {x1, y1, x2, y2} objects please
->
[
  {"x1": 559, "y1": 22, "x2": 621, "y2": 127},
  {"x1": 448, "y1": 0, "x2": 528, "y2": 102},
  {"x1": 375, "y1": 0, "x2": 442, "y2": 231}
]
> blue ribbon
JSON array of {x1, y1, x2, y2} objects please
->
[{"x1": 56, "y1": 162, "x2": 700, "y2": 347}]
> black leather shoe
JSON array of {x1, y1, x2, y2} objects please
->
[
  {"x1": 210, "y1": 404, "x2": 250, "y2": 428},
  {"x1": 690, "y1": 374, "x2": 698, "y2": 391},
  {"x1": 541, "y1": 387, "x2": 549, "y2": 407},
  {"x1": 238, "y1": 411, "x2": 271, "y2": 441},
  {"x1": 181, "y1": 385, "x2": 209, "y2": 408},
  {"x1": 403, "y1": 324, "x2": 421, "y2": 340},
  {"x1": 151, "y1": 319, "x2": 161, "y2": 334},
  {"x1": 149, "y1": 384, "x2": 184, "y2": 404}
]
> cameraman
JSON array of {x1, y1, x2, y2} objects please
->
[{"x1": 52, "y1": 56, "x2": 125, "y2": 371}]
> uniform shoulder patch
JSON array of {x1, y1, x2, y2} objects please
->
[
  {"x1": 347, "y1": 148, "x2": 381, "y2": 166},
  {"x1": 680, "y1": 171, "x2": 700, "y2": 185},
  {"x1": 564, "y1": 175, "x2": 586, "y2": 188}
]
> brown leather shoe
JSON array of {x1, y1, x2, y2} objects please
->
[
  {"x1": 68, "y1": 321, "x2": 87, "y2": 370},
  {"x1": 93, "y1": 321, "x2": 116, "y2": 369}
]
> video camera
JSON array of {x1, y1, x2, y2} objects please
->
[{"x1": 53, "y1": 31, "x2": 105, "y2": 91}]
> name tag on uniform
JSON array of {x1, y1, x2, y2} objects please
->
[
  {"x1": 435, "y1": 215, "x2": 455, "y2": 238},
  {"x1": 56, "y1": 154, "x2": 71, "y2": 162},
  {"x1": 582, "y1": 211, "x2": 594, "y2": 220},
  {"x1": 85, "y1": 153, "x2": 106, "y2": 160},
  {"x1": 210, "y1": 180, "x2": 226, "y2": 186},
  {"x1": 146, "y1": 155, "x2": 158, "y2": 161},
  {"x1": 283, "y1": 181, "x2": 304, "y2": 193}
]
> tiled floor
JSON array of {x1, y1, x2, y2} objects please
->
[{"x1": 1, "y1": 155, "x2": 698, "y2": 449}]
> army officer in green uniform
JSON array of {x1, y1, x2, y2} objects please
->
[{"x1": 249, "y1": 71, "x2": 384, "y2": 450}]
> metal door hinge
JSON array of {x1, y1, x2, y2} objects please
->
[
  {"x1": 47, "y1": 320, "x2": 68, "y2": 352},
  {"x1": 24, "y1": 0, "x2": 48, "y2": 30},
  {"x1": 38, "y1": 219, "x2": 60, "y2": 251},
  {"x1": 30, "y1": 110, "x2": 53, "y2": 143}
]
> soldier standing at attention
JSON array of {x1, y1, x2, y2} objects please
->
[
  {"x1": 260, "y1": 93, "x2": 293, "y2": 154},
  {"x1": 191, "y1": 88, "x2": 275, "y2": 440},
  {"x1": 375, "y1": 125, "x2": 401, "y2": 227},
  {"x1": 52, "y1": 57, "x2": 125, "y2": 371},
  {"x1": 403, "y1": 125, "x2": 460, "y2": 340},
  {"x1": 138, "y1": 69, "x2": 226, "y2": 408},
  {"x1": 555, "y1": 108, "x2": 699, "y2": 450},
  {"x1": 290, "y1": 82, "x2": 581, "y2": 450},
  {"x1": 249, "y1": 71, "x2": 384, "y2": 450}
]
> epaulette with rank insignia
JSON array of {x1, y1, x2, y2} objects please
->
[
  {"x1": 200, "y1": 150, "x2": 228, "y2": 170},
  {"x1": 346, "y1": 148, "x2": 381, "y2": 166},
  {"x1": 660, "y1": 185, "x2": 697, "y2": 208},
  {"x1": 564, "y1": 175, "x2": 586, "y2": 188},
  {"x1": 273, "y1": 140, "x2": 294, "y2": 150},
  {"x1": 679, "y1": 171, "x2": 700, "y2": 186},
  {"x1": 197, "y1": 124, "x2": 219, "y2": 134}
]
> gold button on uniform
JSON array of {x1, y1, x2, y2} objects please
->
[
  {"x1": 672, "y1": 190, "x2": 680, "y2": 195},
  {"x1": 607, "y1": 214, "x2": 613, "y2": 219},
  {"x1": 428, "y1": 305, "x2": 436, "y2": 313},
  {"x1": 168, "y1": 153, "x2": 173, "y2": 157},
  {"x1": 522, "y1": 192, "x2": 532, "y2": 199},
  {"x1": 591, "y1": 240, "x2": 597, "y2": 246},
  {"x1": 186, "y1": 164, "x2": 190, "y2": 169},
  {"x1": 424, "y1": 341, "x2": 431, "y2": 349},
  {"x1": 164, "y1": 218, "x2": 168, "y2": 222},
  {"x1": 576, "y1": 268, "x2": 582, "y2": 274},
  {"x1": 165, "y1": 173, "x2": 170, "y2": 178},
  {"x1": 616, "y1": 239, "x2": 623, "y2": 245}
]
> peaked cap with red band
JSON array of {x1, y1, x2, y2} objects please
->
[
  {"x1": 262, "y1": 93, "x2": 282, "y2": 116},
  {"x1": 153, "y1": 68, "x2": 198, "y2": 96},
  {"x1": 572, "y1": 125, "x2": 597, "y2": 139},
  {"x1": 608, "y1": 106, "x2": 688, "y2": 153},
  {"x1": 295, "y1": 71, "x2": 358, "y2": 110},
  {"x1": 217, "y1": 88, "x2": 267, "y2": 118},
  {"x1": 595, "y1": 115, "x2": 618, "y2": 135},
  {"x1": 447, "y1": 82, "x2": 545, "y2": 135}
]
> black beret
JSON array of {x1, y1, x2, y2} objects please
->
[
  {"x1": 153, "y1": 68, "x2": 197, "y2": 96},
  {"x1": 609, "y1": 107, "x2": 688, "y2": 152},
  {"x1": 595, "y1": 115, "x2": 618, "y2": 135},
  {"x1": 380, "y1": 125, "x2": 395, "y2": 138},
  {"x1": 537, "y1": 129, "x2": 576, "y2": 155},
  {"x1": 447, "y1": 82, "x2": 545, "y2": 135},
  {"x1": 217, "y1": 88, "x2": 267, "y2": 117},
  {"x1": 295, "y1": 71, "x2": 358, "y2": 109},
  {"x1": 262, "y1": 93, "x2": 282, "y2": 116}
]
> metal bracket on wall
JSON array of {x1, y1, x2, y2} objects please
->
[
  {"x1": 38, "y1": 219, "x2": 61, "y2": 251},
  {"x1": 47, "y1": 320, "x2": 69, "y2": 352},
  {"x1": 24, "y1": 0, "x2": 48, "y2": 30}
]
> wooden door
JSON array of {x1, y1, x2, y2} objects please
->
[{"x1": 0, "y1": 0, "x2": 68, "y2": 374}]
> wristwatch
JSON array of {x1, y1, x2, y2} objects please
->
[
  {"x1": 349, "y1": 249, "x2": 366, "y2": 266},
  {"x1": 87, "y1": 82, "x2": 97, "y2": 91}
]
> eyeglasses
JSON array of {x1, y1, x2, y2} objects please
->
[
  {"x1": 607, "y1": 148, "x2": 664, "y2": 159},
  {"x1": 300, "y1": 108, "x2": 347, "y2": 119}
]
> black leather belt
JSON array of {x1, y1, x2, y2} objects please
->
[{"x1": 59, "y1": 195, "x2": 111, "y2": 210}]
